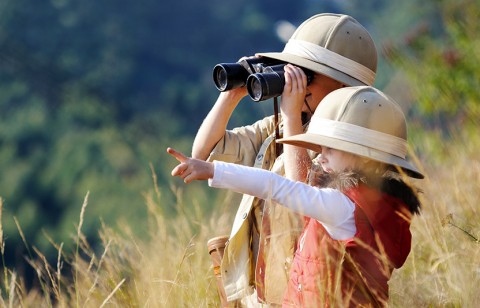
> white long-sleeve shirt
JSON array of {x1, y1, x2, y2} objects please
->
[{"x1": 209, "y1": 161, "x2": 356, "y2": 240}]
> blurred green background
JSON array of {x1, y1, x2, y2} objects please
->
[{"x1": 0, "y1": 0, "x2": 478, "y2": 282}]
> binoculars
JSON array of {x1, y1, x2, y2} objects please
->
[{"x1": 213, "y1": 57, "x2": 314, "y2": 102}]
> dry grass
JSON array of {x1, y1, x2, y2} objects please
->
[
  {"x1": 0, "y1": 131, "x2": 479, "y2": 307},
  {"x1": 389, "y1": 130, "x2": 480, "y2": 307},
  {"x1": 0, "y1": 168, "x2": 234, "y2": 307}
]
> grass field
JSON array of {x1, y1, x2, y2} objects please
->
[{"x1": 0, "y1": 129, "x2": 479, "y2": 307}]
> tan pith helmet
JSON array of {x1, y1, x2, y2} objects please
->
[
  {"x1": 277, "y1": 86, "x2": 424, "y2": 179},
  {"x1": 257, "y1": 13, "x2": 377, "y2": 86}
]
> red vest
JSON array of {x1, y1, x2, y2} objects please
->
[{"x1": 283, "y1": 184, "x2": 412, "y2": 307}]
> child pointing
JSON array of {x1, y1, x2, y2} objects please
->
[{"x1": 168, "y1": 86, "x2": 423, "y2": 307}]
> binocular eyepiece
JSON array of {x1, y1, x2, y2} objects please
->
[{"x1": 213, "y1": 58, "x2": 314, "y2": 102}]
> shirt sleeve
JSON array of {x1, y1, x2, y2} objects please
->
[
  {"x1": 206, "y1": 115, "x2": 276, "y2": 166},
  {"x1": 209, "y1": 161, "x2": 355, "y2": 230}
]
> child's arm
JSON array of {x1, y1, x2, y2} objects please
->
[
  {"x1": 210, "y1": 160, "x2": 354, "y2": 228},
  {"x1": 167, "y1": 147, "x2": 354, "y2": 231}
]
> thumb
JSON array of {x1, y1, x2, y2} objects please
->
[{"x1": 166, "y1": 147, "x2": 188, "y2": 163}]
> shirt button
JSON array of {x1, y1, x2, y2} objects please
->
[
  {"x1": 297, "y1": 283, "x2": 302, "y2": 291},
  {"x1": 242, "y1": 213, "x2": 247, "y2": 219}
]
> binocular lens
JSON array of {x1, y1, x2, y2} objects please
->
[
  {"x1": 214, "y1": 67, "x2": 228, "y2": 91},
  {"x1": 213, "y1": 63, "x2": 249, "y2": 92},
  {"x1": 247, "y1": 72, "x2": 285, "y2": 102},
  {"x1": 248, "y1": 77, "x2": 263, "y2": 101}
]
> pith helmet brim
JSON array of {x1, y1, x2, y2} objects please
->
[
  {"x1": 278, "y1": 133, "x2": 424, "y2": 179},
  {"x1": 277, "y1": 86, "x2": 424, "y2": 179},
  {"x1": 257, "y1": 52, "x2": 367, "y2": 86},
  {"x1": 257, "y1": 13, "x2": 378, "y2": 86}
]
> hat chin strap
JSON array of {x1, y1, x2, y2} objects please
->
[
  {"x1": 303, "y1": 98, "x2": 314, "y2": 115},
  {"x1": 274, "y1": 96, "x2": 314, "y2": 157},
  {"x1": 273, "y1": 96, "x2": 282, "y2": 157}
]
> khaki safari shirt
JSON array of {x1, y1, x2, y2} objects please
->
[{"x1": 207, "y1": 115, "x2": 312, "y2": 305}]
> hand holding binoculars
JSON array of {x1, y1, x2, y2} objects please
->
[{"x1": 213, "y1": 57, "x2": 313, "y2": 102}]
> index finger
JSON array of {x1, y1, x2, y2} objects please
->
[{"x1": 166, "y1": 147, "x2": 188, "y2": 163}]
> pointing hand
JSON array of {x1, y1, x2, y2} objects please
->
[{"x1": 167, "y1": 147, "x2": 214, "y2": 183}]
